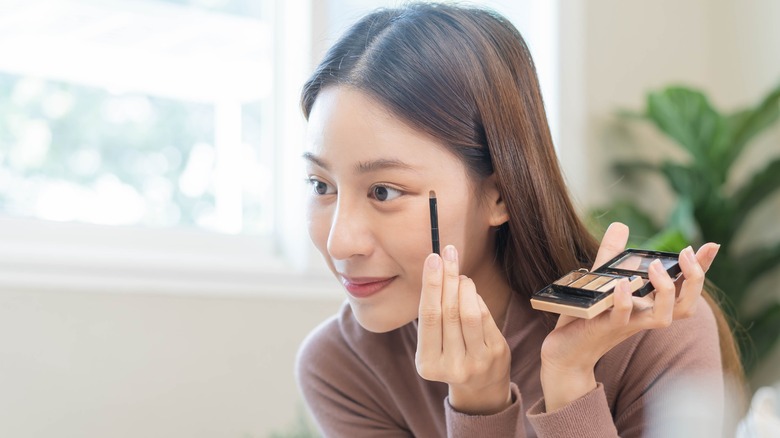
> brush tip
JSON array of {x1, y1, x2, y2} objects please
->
[{"x1": 429, "y1": 190, "x2": 436, "y2": 199}]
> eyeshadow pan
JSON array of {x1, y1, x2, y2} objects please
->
[
  {"x1": 657, "y1": 257, "x2": 678, "y2": 270},
  {"x1": 596, "y1": 278, "x2": 617, "y2": 292},
  {"x1": 609, "y1": 254, "x2": 644, "y2": 271},
  {"x1": 554, "y1": 271, "x2": 585, "y2": 286},
  {"x1": 582, "y1": 275, "x2": 613, "y2": 291},
  {"x1": 569, "y1": 273, "x2": 599, "y2": 288}
]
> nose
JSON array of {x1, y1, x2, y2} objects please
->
[{"x1": 326, "y1": 199, "x2": 374, "y2": 261}]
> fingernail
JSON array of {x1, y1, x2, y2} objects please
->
[
  {"x1": 683, "y1": 246, "x2": 696, "y2": 263},
  {"x1": 616, "y1": 279, "x2": 631, "y2": 295},
  {"x1": 651, "y1": 259, "x2": 664, "y2": 272},
  {"x1": 443, "y1": 245, "x2": 457, "y2": 262},
  {"x1": 713, "y1": 244, "x2": 721, "y2": 257},
  {"x1": 477, "y1": 294, "x2": 489, "y2": 311},
  {"x1": 427, "y1": 254, "x2": 441, "y2": 270}
]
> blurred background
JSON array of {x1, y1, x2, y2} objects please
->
[{"x1": 0, "y1": 0, "x2": 777, "y2": 436}]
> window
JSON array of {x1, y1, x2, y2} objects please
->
[
  {"x1": 0, "y1": 0, "x2": 339, "y2": 297},
  {"x1": 0, "y1": 0, "x2": 272, "y2": 234}
]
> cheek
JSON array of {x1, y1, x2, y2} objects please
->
[
  {"x1": 437, "y1": 203, "x2": 469, "y2": 249},
  {"x1": 306, "y1": 201, "x2": 331, "y2": 254},
  {"x1": 376, "y1": 208, "x2": 432, "y2": 281},
  {"x1": 393, "y1": 212, "x2": 430, "y2": 250},
  {"x1": 436, "y1": 199, "x2": 488, "y2": 267},
  {"x1": 403, "y1": 233, "x2": 431, "y2": 272},
  {"x1": 387, "y1": 212, "x2": 431, "y2": 306}
]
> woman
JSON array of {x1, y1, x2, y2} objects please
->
[{"x1": 296, "y1": 3, "x2": 738, "y2": 436}]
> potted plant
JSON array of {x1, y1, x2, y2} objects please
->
[{"x1": 587, "y1": 83, "x2": 780, "y2": 374}]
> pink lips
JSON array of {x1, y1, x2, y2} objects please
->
[{"x1": 340, "y1": 276, "x2": 397, "y2": 298}]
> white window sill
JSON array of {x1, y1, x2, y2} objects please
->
[{"x1": 0, "y1": 217, "x2": 343, "y2": 299}]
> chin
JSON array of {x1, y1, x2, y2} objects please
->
[{"x1": 351, "y1": 305, "x2": 416, "y2": 333}]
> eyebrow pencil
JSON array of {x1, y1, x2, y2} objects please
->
[{"x1": 429, "y1": 190, "x2": 440, "y2": 255}]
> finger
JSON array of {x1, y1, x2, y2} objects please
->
[
  {"x1": 592, "y1": 222, "x2": 630, "y2": 270},
  {"x1": 458, "y1": 276, "x2": 485, "y2": 354},
  {"x1": 441, "y1": 245, "x2": 466, "y2": 356},
  {"x1": 477, "y1": 293, "x2": 505, "y2": 350},
  {"x1": 695, "y1": 242, "x2": 721, "y2": 273},
  {"x1": 609, "y1": 279, "x2": 633, "y2": 327},
  {"x1": 632, "y1": 293, "x2": 655, "y2": 312},
  {"x1": 648, "y1": 259, "x2": 675, "y2": 327},
  {"x1": 417, "y1": 253, "x2": 443, "y2": 358},
  {"x1": 554, "y1": 314, "x2": 576, "y2": 329},
  {"x1": 674, "y1": 246, "x2": 705, "y2": 319}
]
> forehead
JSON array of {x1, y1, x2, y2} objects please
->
[{"x1": 305, "y1": 86, "x2": 460, "y2": 171}]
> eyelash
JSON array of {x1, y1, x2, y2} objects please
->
[
  {"x1": 368, "y1": 184, "x2": 403, "y2": 202},
  {"x1": 306, "y1": 177, "x2": 334, "y2": 196},
  {"x1": 305, "y1": 178, "x2": 404, "y2": 202}
]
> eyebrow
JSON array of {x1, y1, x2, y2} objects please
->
[{"x1": 302, "y1": 152, "x2": 420, "y2": 174}]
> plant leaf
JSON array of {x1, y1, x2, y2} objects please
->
[
  {"x1": 658, "y1": 161, "x2": 703, "y2": 200},
  {"x1": 651, "y1": 160, "x2": 731, "y2": 243},
  {"x1": 741, "y1": 241, "x2": 780, "y2": 286},
  {"x1": 613, "y1": 160, "x2": 659, "y2": 174},
  {"x1": 646, "y1": 87, "x2": 726, "y2": 169},
  {"x1": 641, "y1": 227, "x2": 689, "y2": 252},
  {"x1": 705, "y1": 253, "x2": 746, "y2": 306},
  {"x1": 745, "y1": 302, "x2": 780, "y2": 373},
  {"x1": 727, "y1": 84, "x2": 780, "y2": 165},
  {"x1": 611, "y1": 160, "x2": 660, "y2": 186},
  {"x1": 732, "y1": 158, "x2": 780, "y2": 230},
  {"x1": 586, "y1": 201, "x2": 659, "y2": 246},
  {"x1": 668, "y1": 197, "x2": 700, "y2": 243}
]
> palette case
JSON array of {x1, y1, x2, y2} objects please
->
[{"x1": 530, "y1": 249, "x2": 682, "y2": 319}]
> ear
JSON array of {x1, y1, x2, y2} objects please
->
[{"x1": 481, "y1": 173, "x2": 509, "y2": 227}]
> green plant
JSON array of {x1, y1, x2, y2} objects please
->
[{"x1": 588, "y1": 83, "x2": 780, "y2": 374}]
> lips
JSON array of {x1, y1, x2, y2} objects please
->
[{"x1": 340, "y1": 275, "x2": 397, "y2": 298}]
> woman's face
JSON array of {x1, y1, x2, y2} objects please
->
[{"x1": 305, "y1": 87, "x2": 502, "y2": 333}]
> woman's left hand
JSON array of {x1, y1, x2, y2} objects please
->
[{"x1": 539, "y1": 222, "x2": 720, "y2": 412}]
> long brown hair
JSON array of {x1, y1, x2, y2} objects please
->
[{"x1": 300, "y1": 1, "x2": 743, "y2": 388}]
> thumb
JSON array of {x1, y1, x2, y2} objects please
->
[{"x1": 591, "y1": 222, "x2": 629, "y2": 270}]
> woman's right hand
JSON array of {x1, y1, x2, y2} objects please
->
[
  {"x1": 538, "y1": 223, "x2": 720, "y2": 412},
  {"x1": 415, "y1": 244, "x2": 512, "y2": 415}
]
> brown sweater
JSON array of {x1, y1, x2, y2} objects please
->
[{"x1": 296, "y1": 292, "x2": 723, "y2": 437}]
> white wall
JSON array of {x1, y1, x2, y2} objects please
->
[{"x1": 0, "y1": 288, "x2": 342, "y2": 437}]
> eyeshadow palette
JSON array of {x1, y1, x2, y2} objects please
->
[{"x1": 530, "y1": 249, "x2": 682, "y2": 319}]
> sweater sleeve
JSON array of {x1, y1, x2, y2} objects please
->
[
  {"x1": 444, "y1": 382, "x2": 527, "y2": 437},
  {"x1": 526, "y1": 383, "x2": 618, "y2": 437},
  {"x1": 526, "y1": 296, "x2": 724, "y2": 437}
]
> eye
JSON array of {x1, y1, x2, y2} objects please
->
[
  {"x1": 307, "y1": 178, "x2": 335, "y2": 196},
  {"x1": 369, "y1": 184, "x2": 403, "y2": 202}
]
